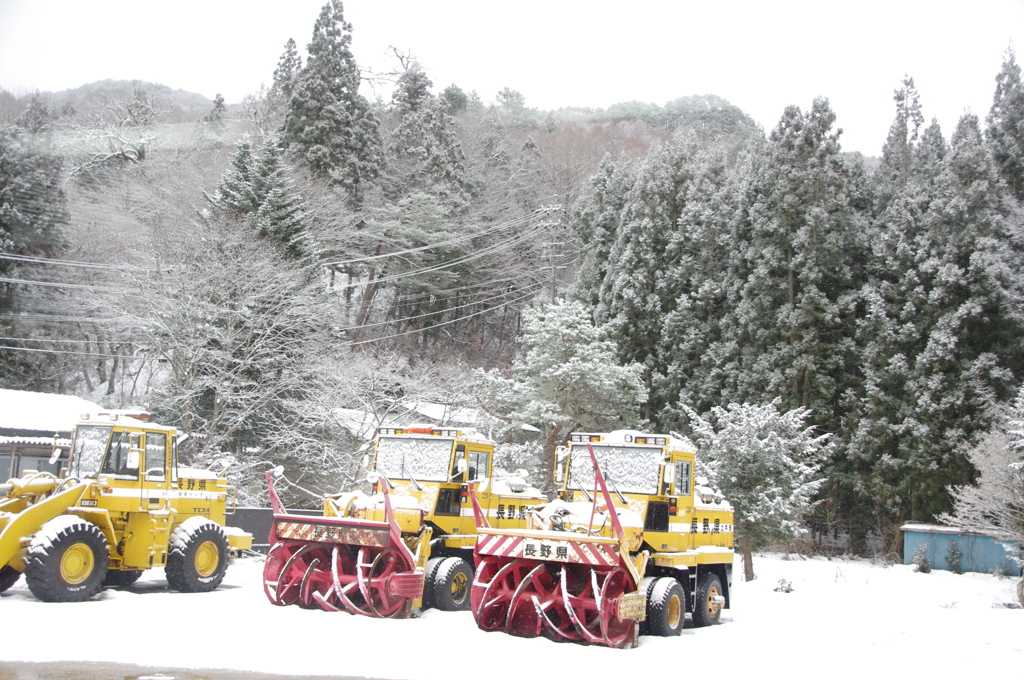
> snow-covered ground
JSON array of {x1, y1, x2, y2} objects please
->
[{"x1": 1, "y1": 553, "x2": 1020, "y2": 679}]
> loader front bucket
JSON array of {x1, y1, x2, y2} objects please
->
[{"x1": 262, "y1": 471, "x2": 423, "y2": 618}]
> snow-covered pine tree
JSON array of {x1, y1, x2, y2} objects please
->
[
  {"x1": 572, "y1": 156, "x2": 634, "y2": 312},
  {"x1": 986, "y1": 47, "x2": 1024, "y2": 202},
  {"x1": 656, "y1": 146, "x2": 746, "y2": 420},
  {"x1": 591, "y1": 141, "x2": 706, "y2": 419},
  {"x1": 384, "y1": 65, "x2": 473, "y2": 209},
  {"x1": 733, "y1": 98, "x2": 863, "y2": 420},
  {"x1": 281, "y1": 0, "x2": 382, "y2": 205},
  {"x1": 876, "y1": 76, "x2": 925, "y2": 208},
  {"x1": 208, "y1": 137, "x2": 308, "y2": 257},
  {"x1": 847, "y1": 110, "x2": 1024, "y2": 550},
  {"x1": 209, "y1": 140, "x2": 259, "y2": 214},
  {"x1": 683, "y1": 400, "x2": 829, "y2": 581},
  {"x1": 272, "y1": 38, "x2": 303, "y2": 103},
  {"x1": 253, "y1": 138, "x2": 308, "y2": 257}
]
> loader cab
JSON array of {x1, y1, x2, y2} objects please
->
[{"x1": 66, "y1": 418, "x2": 177, "y2": 486}]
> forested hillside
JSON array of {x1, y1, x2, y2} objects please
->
[{"x1": 2, "y1": 1, "x2": 1022, "y2": 556}]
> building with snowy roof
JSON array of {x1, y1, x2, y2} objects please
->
[
  {"x1": 0, "y1": 389, "x2": 107, "y2": 479},
  {"x1": 902, "y1": 523, "x2": 1021, "y2": 577}
]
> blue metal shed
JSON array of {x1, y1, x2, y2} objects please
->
[{"x1": 902, "y1": 523, "x2": 1022, "y2": 576}]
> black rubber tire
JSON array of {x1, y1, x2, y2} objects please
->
[
  {"x1": 0, "y1": 565, "x2": 21, "y2": 593},
  {"x1": 165, "y1": 518, "x2": 229, "y2": 593},
  {"x1": 102, "y1": 569, "x2": 144, "y2": 588},
  {"x1": 25, "y1": 519, "x2": 109, "y2": 602},
  {"x1": 646, "y1": 577, "x2": 686, "y2": 636},
  {"x1": 421, "y1": 556, "x2": 445, "y2": 609},
  {"x1": 431, "y1": 556, "x2": 473, "y2": 611},
  {"x1": 638, "y1": 576, "x2": 658, "y2": 635},
  {"x1": 691, "y1": 571, "x2": 725, "y2": 627}
]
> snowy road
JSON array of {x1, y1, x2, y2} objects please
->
[{"x1": 0, "y1": 554, "x2": 1020, "y2": 679}]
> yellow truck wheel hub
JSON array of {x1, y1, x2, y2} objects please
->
[
  {"x1": 194, "y1": 540, "x2": 220, "y2": 577},
  {"x1": 60, "y1": 543, "x2": 94, "y2": 584},
  {"x1": 706, "y1": 584, "x2": 722, "y2": 618},
  {"x1": 450, "y1": 570, "x2": 469, "y2": 603},
  {"x1": 667, "y1": 592, "x2": 682, "y2": 628}
]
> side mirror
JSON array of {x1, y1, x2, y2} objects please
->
[
  {"x1": 456, "y1": 459, "x2": 468, "y2": 474},
  {"x1": 126, "y1": 450, "x2": 140, "y2": 471},
  {"x1": 362, "y1": 454, "x2": 370, "y2": 470},
  {"x1": 662, "y1": 463, "x2": 676, "y2": 493},
  {"x1": 554, "y1": 450, "x2": 568, "y2": 484}
]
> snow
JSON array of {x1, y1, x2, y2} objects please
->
[
  {"x1": 1, "y1": 553, "x2": 1020, "y2": 678},
  {"x1": 0, "y1": 389, "x2": 104, "y2": 433}
]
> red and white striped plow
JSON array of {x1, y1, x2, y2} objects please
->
[
  {"x1": 468, "y1": 445, "x2": 644, "y2": 649},
  {"x1": 262, "y1": 471, "x2": 423, "y2": 618}
]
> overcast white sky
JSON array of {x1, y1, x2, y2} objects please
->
[{"x1": 1, "y1": 0, "x2": 1022, "y2": 155}]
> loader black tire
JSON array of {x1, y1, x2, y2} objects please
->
[
  {"x1": 638, "y1": 576, "x2": 659, "y2": 635},
  {"x1": 102, "y1": 569, "x2": 144, "y2": 588},
  {"x1": 165, "y1": 517, "x2": 229, "y2": 593},
  {"x1": 421, "y1": 557, "x2": 445, "y2": 609},
  {"x1": 0, "y1": 565, "x2": 21, "y2": 593},
  {"x1": 646, "y1": 577, "x2": 686, "y2": 636},
  {"x1": 691, "y1": 571, "x2": 724, "y2": 627},
  {"x1": 431, "y1": 556, "x2": 473, "y2": 611},
  {"x1": 25, "y1": 517, "x2": 109, "y2": 602}
]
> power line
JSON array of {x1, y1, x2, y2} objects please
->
[
  {"x1": 346, "y1": 285, "x2": 542, "y2": 346},
  {"x1": 339, "y1": 281, "x2": 546, "y2": 332},
  {"x1": 368, "y1": 273, "x2": 546, "y2": 314},
  {"x1": 0, "y1": 336, "x2": 134, "y2": 346},
  {"x1": 0, "y1": 276, "x2": 114, "y2": 290},
  {"x1": 0, "y1": 344, "x2": 127, "y2": 359},
  {"x1": 337, "y1": 222, "x2": 550, "y2": 290},
  {"x1": 322, "y1": 208, "x2": 560, "y2": 268},
  {"x1": 0, "y1": 253, "x2": 120, "y2": 270}
]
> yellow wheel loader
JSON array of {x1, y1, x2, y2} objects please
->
[
  {"x1": 0, "y1": 415, "x2": 252, "y2": 602},
  {"x1": 262, "y1": 425, "x2": 547, "y2": 617}
]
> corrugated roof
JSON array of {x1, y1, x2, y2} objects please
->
[{"x1": 0, "y1": 435, "x2": 71, "y2": 447}]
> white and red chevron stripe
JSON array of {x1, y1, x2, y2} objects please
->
[{"x1": 475, "y1": 532, "x2": 622, "y2": 567}]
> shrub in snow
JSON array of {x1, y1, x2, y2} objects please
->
[
  {"x1": 945, "y1": 539, "x2": 963, "y2": 574},
  {"x1": 912, "y1": 544, "x2": 931, "y2": 573}
]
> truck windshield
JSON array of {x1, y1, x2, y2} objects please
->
[
  {"x1": 69, "y1": 425, "x2": 112, "y2": 479},
  {"x1": 374, "y1": 437, "x2": 453, "y2": 482},
  {"x1": 567, "y1": 444, "x2": 661, "y2": 494}
]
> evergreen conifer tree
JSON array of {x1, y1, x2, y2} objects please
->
[
  {"x1": 272, "y1": 38, "x2": 303, "y2": 102},
  {"x1": 385, "y1": 66, "x2": 472, "y2": 208},
  {"x1": 734, "y1": 99, "x2": 862, "y2": 418},
  {"x1": 208, "y1": 137, "x2": 308, "y2": 257},
  {"x1": 281, "y1": 0, "x2": 382, "y2": 205},
  {"x1": 986, "y1": 47, "x2": 1024, "y2": 202},
  {"x1": 847, "y1": 112, "x2": 1024, "y2": 547}
]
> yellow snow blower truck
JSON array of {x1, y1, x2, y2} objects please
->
[
  {"x1": 469, "y1": 430, "x2": 734, "y2": 648},
  {"x1": 262, "y1": 425, "x2": 547, "y2": 617},
  {"x1": 0, "y1": 415, "x2": 252, "y2": 601}
]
